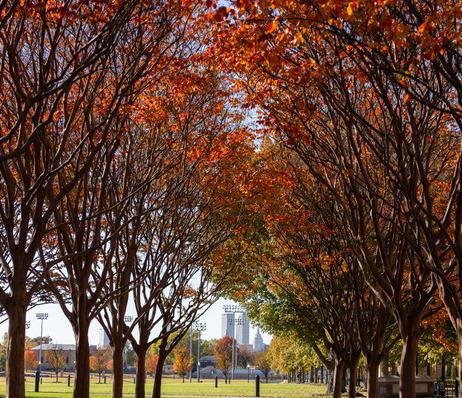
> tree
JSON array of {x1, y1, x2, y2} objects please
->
[
  {"x1": 237, "y1": 345, "x2": 255, "y2": 369},
  {"x1": 0, "y1": 2, "x2": 166, "y2": 396},
  {"x1": 172, "y1": 346, "x2": 190, "y2": 382},
  {"x1": 146, "y1": 354, "x2": 159, "y2": 376},
  {"x1": 267, "y1": 334, "x2": 320, "y2": 379},
  {"x1": 24, "y1": 350, "x2": 38, "y2": 371},
  {"x1": 24, "y1": 338, "x2": 38, "y2": 350},
  {"x1": 420, "y1": 310, "x2": 458, "y2": 367},
  {"x1": 122, "y1": 46, "x2": 255, "y2": 398},
  {"x1": 214, "y1": 336, "x2": 233, "y2": 381},
  {"x1": 255, "y1": 350, "x2": 271, "y2": 383},
  {"x1": 210, "y1": 6, "x2": 444, "y2": 397},
  {"x1": 247, "y1": 14, "x2": 462, "y2": 387},
  {"x1": 125, "y1": 344, "x2": 136, "y2": 368},
  {"x1": 168, "y1": 332, "x2": 216, "y2": 367},
  {"x1": 206, "y1": 123, "x2": 363, "y2": 390},
  {"x1": 201, "y1": 339, "x2": 218, "y2": 358},
  {"x1": 90, "y1": 347, "x2": 110, "y2": 384},
  {"x1": 94, "y1": 114, "x2": 172, "y2": 398},
  {"x1": 215, "y1": 1, "x2": 462, "y2": 396},
  {"x1": 0, "y1": 333, "x2": 6, "y2": 371},
  {"x1": 41, "y1": 1, "x2": 228, "y2": 395},
  {"x1": 27, "y1": 336, "x2": 52, "y2": 347},
  {"x1": 45, "y1": 345, "x2": 68, "y2": 383}
]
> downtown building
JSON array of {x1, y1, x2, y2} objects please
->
[{"x1": 221, "y1": 312, "x2": 250, "y2": 347}]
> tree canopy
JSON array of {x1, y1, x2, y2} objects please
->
[{"x1": 2, "y1": 1, "x2": 462, "y2": 398}]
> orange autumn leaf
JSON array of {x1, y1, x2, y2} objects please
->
[{"x1": 267, "y1": 20, "x2": 278, "y2": 33}]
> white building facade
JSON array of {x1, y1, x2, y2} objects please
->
[
  {"x1": 221, "y1": 312, "x2": 250, "y2": 346},
  {"x1": 253, "y1": 328, "x2": 264, "y2": 352}
]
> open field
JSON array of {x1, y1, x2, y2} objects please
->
[{"x1": 0, "y1": 375, "x2": 329, "y2": 398}]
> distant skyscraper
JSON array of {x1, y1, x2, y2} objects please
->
[
  {"x1": 253, "y1": 328, "x2": 264, "y2": 352},
  {"x1": 221, "y1": 313, "x2": 234, "y2": 338},
  {"x1": 235, "y1": 313, "x2": 249, "y2": 346},
  {"x1": 99, "y1": 328, "x2": 109, "y2": 348},
  {"x1": 221, "y1": 312, "x2": 250, "y2": 346}
]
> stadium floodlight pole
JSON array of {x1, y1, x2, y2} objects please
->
[
  {"x1": 36, "y1": 313, "x2": 48, "y2": 373},
  {"x1": 190, "y1": 324, "x2": 194, "y2": 383},
  {"x1": 234, "y1": 318, "x2": 244, "y2": 371},
  {"x1": 193, "y1": 322, "x2": 206, "y2": 383},
  {"x1": 123, "y1": 316, "x2": 133, "y2": 373},
  {"x1": 224, "y1": 305, "x2": 244, "y2": 380},
  {"x1": 190, "y1": 321, "x2": 200, "y2": 383}
]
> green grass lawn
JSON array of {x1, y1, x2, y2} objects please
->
[{"x1": 0, "y1": 374, "x2": 328, "y2": 398}]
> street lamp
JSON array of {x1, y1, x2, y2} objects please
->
[
  {"x1": 36, "y1": 313, "x2": 48, "y2": 373},
  {"x1": 247, "y1": 364, "x2": 250, "y2": 383}
]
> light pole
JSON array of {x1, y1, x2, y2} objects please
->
[
  {"x1": 189, "y1": 325, "x2": 193, "y2": 383},
  {"x1": 232, "y1": 318, "x2": 243, "y2": 373},
  {"x1": 224, "y1": 305, "x2": 244, "y2": 380},
  {"x1": 124, "y1": 316, "x2": 133, "y2": 373},
  {"x1": 193, "y1": 322, "x2": 206, "y2": 383},
  {"x1": 36, "y1": 313, "x2": 48, "y2": 373}
]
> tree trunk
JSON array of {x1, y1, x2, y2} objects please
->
[
  {"x1": 111, "y1": 340, "x2": 125, "y2": 398},
  {"x1": 152, "y1": 340, "x2": 168, "y2": 398},
  {"x1": 399, "y1": 331, "x2": 420, "y2": 398},
  {"x1": 73, "y1": 318, "x2": 91, "y2": 398},
  {"x1": 349, "y1": 356, "x2": 359, "y2": 398},
  {"x1": 454, "y1": 324, "x2": 462, "y2": 398},
  {"x1": 365, "y1": 356, "x2": 381, "y2": 398},
  {"x1": 381, "y1": 353, "x2": 389, "y2": 376},
  {"x1": 458, "y1": 338, "x2": 462, "y2": 398},
  {"x1": 436, "y1": 281, "x2": 462, "y2": 393},
  {"x1": 326, "y1": 366, "x2": 334, "y2": 393},
  {"x1": 152, "y1": 355, "x2": 166, "y2": 398},
  {"x1": 135, "y1": 345, "x2": 148, "y2": 398},
  {"x1": 333, "y1": 358, "x2": 345, "y2": 398},
  {"x1": 6, "y1": 300, "x2": 27, "y2": 398}
]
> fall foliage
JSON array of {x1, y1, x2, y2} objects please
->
[
  {"x1": 172, "y1": 346, "x2": 190, "y2": 382},
  {"x1": 203, "y1": 1, "x2": 462, "y2": 397},
  {"x1": 45, "y1": 346, "x2": 68, "y2": 383},
  {"x1": 3, "y1": 1, "x2": 462, "y2": 398},
  {"x1": 23, "y1": 351, "x2": 38, "y2": 371},
  {"x1": 213, "y1": 336, "x2": 233, "y2": 380},
  {"x1": 146, "y1": 354, "x2": 159, "y2": 376},
  {"x1": 90, "y1": 347, "x2": 110, "y2": 384}
]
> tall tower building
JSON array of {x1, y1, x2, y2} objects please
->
[
  {"x1": 235, "y1": 313, "x2": 249, "y2": 346},
  {"x1": 253, "y1": 328, "x2": 264, "y2": 352},
  {"x1": 221, "y1": 312, "x2": 250, "y2": 346},
  {"x1": 221, "y1": 313, "x2": 234, "y2": 338},
  {"x1": 99, "y1": 328, "x2": 109, "y2": 348}
]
